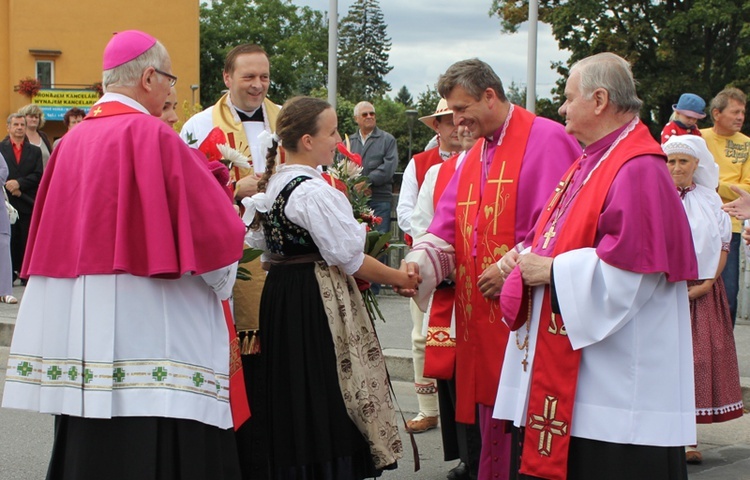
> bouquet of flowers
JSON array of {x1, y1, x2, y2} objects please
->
[
  {"x1": 194, "y1": 127, "x2": 264, "y2": 279},
  {"x1": 323, "y1": 142, "x2": 393, "y2": 322}
]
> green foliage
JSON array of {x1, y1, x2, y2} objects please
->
[
  {"x1": 338, "y1": 0, "x2": 394, "y2": 100},
  {"x1": 236, "y1": 247, "x2": 264, "y2": 281},
  {"x1": 490, "y1": 0, "x2": 750, "y2": 136},
  {"x1": 199, "y1": 0, "x2": 328, "y2": 106},
  {"x1": 395, "y1": 86, "x2": 414, "y2": 106}
]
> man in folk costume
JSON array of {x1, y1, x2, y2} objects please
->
[
  {"x1": 180, "y1": 43, "x2": 280, "y2": 479},
  {"x1": 494, "y1": 53, "x2": 698, "y2": 480},
  {"x1": 400, "y1": 58, "x2": 581, "y2": 480},
  {"x1": 410, "y1": 124, "x2": 482, "y2": 480},
  {"x1": 396, "y1": 98, "x2": 460, "y2": 435},
  {"x1": 1, "y1": 30, "x2": 246, "y2": 478}
]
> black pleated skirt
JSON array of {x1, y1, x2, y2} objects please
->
[
  {"x1": 46, "y1": 415, "x2": 241, "y2": 480},
  {"x1": 258, "y1": 262, "x2": 384, "y2": 480}
]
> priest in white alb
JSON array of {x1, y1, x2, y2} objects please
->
[{"x1": 494, "y1": 53, "x2": 698, "y2": 480}]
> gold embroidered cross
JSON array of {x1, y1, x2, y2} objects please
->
[
  {"x1": 528, "y1": 395, "x2": 569, "y2": 456},
  {"x1": 486, "y1": 161, "x2": 514, "y2": 235},
  {"x1": 92, "y1": 106, "x2": 103, "y2": 116},
  {"x1": 458, "y1": 184, "x2": 477, "y2": 224}
]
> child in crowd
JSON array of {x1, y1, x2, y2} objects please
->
[{"x1": 661, "y1": 93, "x2": 707, "y2": 143}]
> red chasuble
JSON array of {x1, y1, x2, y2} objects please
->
[
  {"x1": 452, "y1": 107, "x2": 535, "y2": 423},
  {"x1": 423, "y1": 154, "x2": 460, "y2": 380},
  {"x1": 519, "y1": 122, "x2": 666, "y2": 480}
]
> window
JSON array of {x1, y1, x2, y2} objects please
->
[{"x1": 36, "y1": 60, "x2": 54, "y2": 88}]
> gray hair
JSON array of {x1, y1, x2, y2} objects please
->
[
  {"x1": 353, "y1": 101, "x2": 374, "y2": 117},
  {"x1": 6, "y1": 113, "x2": 25, "y2": 126},
  {"x1": 437, "y1": 58, "x2": 507, "y2": 102},
  {"x1": 102, "y1": 41, "x2": 169, "y2": 91},
  {"x1": 709, "y1": 87, "x2": 746, "y2": 119},
  {"x1": 570, "y1": 53, "x2": 642, "y2": 115},
  {"x1": 17, "y1": 104, "x2": 45, "y2": 128}
]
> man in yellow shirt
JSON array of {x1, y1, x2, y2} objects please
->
[{"x1": 702, "y1": 87, "x2": 750, "y2": 326}]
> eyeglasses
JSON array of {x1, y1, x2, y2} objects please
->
[
  {"x1": 360, "y1": 112, "x2": 376, "y2": 118},
  {"x1": 153, "y1": 68, "x2": 178, "y2": 87}
]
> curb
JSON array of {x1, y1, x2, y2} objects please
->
[{"x1": 383, "y1": 348, "x2": 414, "y2": 383}]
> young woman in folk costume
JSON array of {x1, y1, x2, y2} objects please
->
[{"x1": 244, "y1": 96, "x2": 419, "y2": 479}]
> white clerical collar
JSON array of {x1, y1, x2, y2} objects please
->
[
  {"x1": 439, "y1": 149, "x2": 453, "y2": 160},
  {"x1": 96, "y1": 92, "x2": 150, "y2": 115},
  {"x1": 226, "y1": 94, "x2": 262, "y2": 120}
]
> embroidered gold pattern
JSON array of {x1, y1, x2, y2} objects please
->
[{"x1": 527, "y1": 395, "x2": 569, "y2": 456}]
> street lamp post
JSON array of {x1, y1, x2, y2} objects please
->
[
  {"x1": 405, "y1": 109, "x2": 418, "y2": 160},
  {"x1": 190, "y1": 84, "x2": 199, "y2": 106}
]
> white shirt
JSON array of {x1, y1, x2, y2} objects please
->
[
  {"x1": 681, "y1": 184, "x2": 731, "y2": 279},
  {"x1": 244, "y1": 164, "x2": 367, "y2": 276}
]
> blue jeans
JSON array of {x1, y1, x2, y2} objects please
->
[
  {"x1": 368, "y1": 200, "x2": 392, "y2": 295},
  {"x1": 369, "y1": 200, "x2": 392, "y2": 235},
  {"x1": 721, "y1": 232, "x2": 741, "y2": 327}
]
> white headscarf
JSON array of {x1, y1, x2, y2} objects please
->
[{"x1": 662, "y1": 135, "x2": 719, "y2": 189}]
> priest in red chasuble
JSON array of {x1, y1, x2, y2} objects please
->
[
  {"x1": 400, "y1": 58, "x2": 581, "y2": 480},
  {"x1": 495, "y1": 53, "x2": 697, "y2": 480}
]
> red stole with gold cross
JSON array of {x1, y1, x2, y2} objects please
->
[
  {"x1": 452, "y1": 106, "x2": 535, "y2": 423},
  {"x1": 423, "y1": 154, "x2": 460, "y2": 380},
  {"x1": 520, "y1": 122, "x2": 665, "y2": 479}
]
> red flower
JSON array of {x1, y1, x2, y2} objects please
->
[
  {"x1": 336, "y1": 142, "x2": 362, "y2": 166},
  {"x1": 198, "y1": 127, "x2": 228, "y2": 162},
  {"x1": 372, "y1": 216, "x2": 383, "y2": 225},
  {"x1": 321, "y1": 173, "x2": 349, "y2": 195}
]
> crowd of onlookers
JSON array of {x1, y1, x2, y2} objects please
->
[{"x1": 0, "y1": 106, "x2": 85, "y2": 304}]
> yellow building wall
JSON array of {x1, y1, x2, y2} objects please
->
[{"x1": 1, "y1": 0, "x2": 199, "y2": 140}]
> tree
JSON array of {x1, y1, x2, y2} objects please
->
[
  {"x1": 489, "y1": 0, "x2": 750, "y2": 136},
  {"x1": 199, "y1": 0, "x2": 328, "y2": 106},
  {"x1": 338, "y1": 0, "x2": 394, "y2": 101},
  {"x1": 395, "y1": 86, "x2": 413, "y2": 107}
]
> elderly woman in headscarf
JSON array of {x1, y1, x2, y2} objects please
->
[{"x1": 662, "y1": 135, "x2": 744, "y2": 465}]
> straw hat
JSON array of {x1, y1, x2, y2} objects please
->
[{"x1": 418, "y1": 98, "x2": 453, "y2": 131}]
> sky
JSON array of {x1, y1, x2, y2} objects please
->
[{"x1": 296, "y1": 0, "x2": 570, "y2": 100}]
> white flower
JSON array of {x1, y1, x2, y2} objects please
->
[{"x1": 217, "y1": 143, "x2": 252, "y2": 169}]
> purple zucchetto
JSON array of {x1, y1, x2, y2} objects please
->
[{"x1": 103, "y1": 30, "x2": 157, "y2": 70}]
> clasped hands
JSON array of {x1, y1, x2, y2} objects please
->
[
  {"x1": 397, "y1": 250, "x2": 553, "y2": 300},
  {"x1": 5, "y1": 180, "x2": 21, "y2": 197},
  {"x1": 393, "y1": 260, "x2": 422, "y2": 297}
]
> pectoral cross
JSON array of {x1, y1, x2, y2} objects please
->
[
  {"x1": 542, "y1": 223, "x2": 556, "y2": 249},
  {"x1": 486, "y1": 161, "x2": 514, "y2": 235}
]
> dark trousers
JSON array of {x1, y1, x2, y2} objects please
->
[{"x1": 437, "y1": 377, "x2": 481, "y2": 478}]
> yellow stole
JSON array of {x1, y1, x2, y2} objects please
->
[
  {"x1": 211, "y1": 93, "x2": 281, "y2": 181},
  {"x1": 210, "y1": 93, "x2": 280, "y2": 346}
]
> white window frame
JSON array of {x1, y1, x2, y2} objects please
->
[{"x1": 36, "y1": 60, "x2": 54, "y2": 88}]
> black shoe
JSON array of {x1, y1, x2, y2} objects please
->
[{"x1": 447, "y1": 461, "x2": 469, "y2": 480}]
